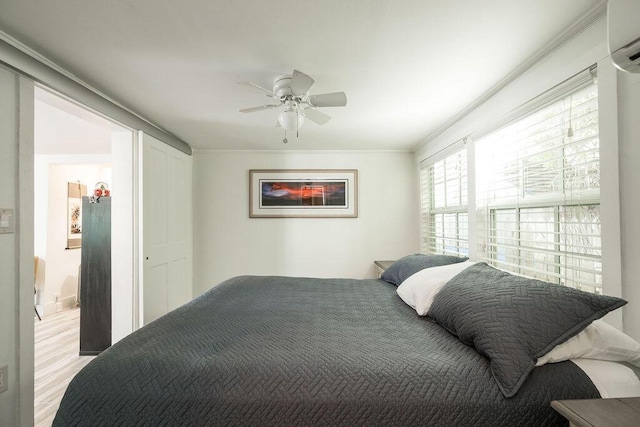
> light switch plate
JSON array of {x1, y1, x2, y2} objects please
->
[
  {"x1": 0, "y1": 208, "x2": 14, "y2": 234},
  {"x1": 0, "y1": 365, "x2": 8, "y2": 393}
]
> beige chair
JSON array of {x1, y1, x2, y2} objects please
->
[{"x1": 34, "y1": 256, "x2": 41, "y2": 321}]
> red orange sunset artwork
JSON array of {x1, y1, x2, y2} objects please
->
[{"x1": 260, "y1": 181, "x2": 347, "y2": 207}]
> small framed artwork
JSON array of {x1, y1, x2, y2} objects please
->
[
  {"x1": 250, "y1": 169, "x2": 358, "y2": 218},
  {"x1": 67, "y1": 181, "x2": 87, "y2": 249}
]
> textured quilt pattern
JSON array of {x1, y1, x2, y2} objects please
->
[
  {"x1": 428, "y1": 262, "x2": 626, "y2": 398},
  {"x1": 54, "y1": 276, "x2": 599, "y2": 426}
]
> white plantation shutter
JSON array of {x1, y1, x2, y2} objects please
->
[
  {"x1": 421, "y1": 147, "x2": 468, "y2": 256},
  {"x1": 476, "y1": 71, "x2": 601, "y2": 292}
]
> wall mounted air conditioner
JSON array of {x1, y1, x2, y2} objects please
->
[{"x1": 608, "y1": 0, "x2": 640, "y2": 73}]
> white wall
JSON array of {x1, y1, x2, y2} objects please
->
[
  {"x1": 111, "y1": 131, "x2": 136, "y2": 343},
  {"x1": 36, "y1": 160, "x2": 111, "y2": 315},
  {"x1": 192, "y1": 150, "x2": 419, "y2": 296},
  {"x1": 618, "y1": 70, "x2": 640, "y2": 341}
]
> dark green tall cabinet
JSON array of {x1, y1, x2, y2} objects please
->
[{"x1": 80, "y1": 196, "x2": 111, "y2": 355}]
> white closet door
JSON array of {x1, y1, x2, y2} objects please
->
[{"x1": 141, "y1": 132, "x2": 192, "y2": 325}]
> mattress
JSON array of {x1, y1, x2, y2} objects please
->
[
  {"x1": 54, "y1": 275, "x2": 601, "y2": 426},
  {"x1": 572, "y1": 359, "x2": 640, "y2": 398}
]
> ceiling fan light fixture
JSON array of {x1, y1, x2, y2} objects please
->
[
  {"x1": 239, "y1": 69, "x2": 347, "y2": 137},
  {"x1": 278, "y1": 109, "x2": 304, "y2": 131}
]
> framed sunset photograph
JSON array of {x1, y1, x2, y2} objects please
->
[{"x1": 250, "y1": 169, "x2": 358, "y2": 218}]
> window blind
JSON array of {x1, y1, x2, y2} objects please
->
[
  {"x1": 421, "y1": 147, "x2": 469, "y2": 256},
  {"x1": 475, "y1": 77, "x2": 601, "y2": 293}
]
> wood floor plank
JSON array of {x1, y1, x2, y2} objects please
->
[{"x1": 34, "y1": 307, "x2": 95, "y2": 427}]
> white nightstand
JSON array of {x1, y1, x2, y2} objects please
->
[
  {"x1": 551, "y1": 397, "x2": 640, "y2": 427},
  {"x1": 374, "y1": 260, "x2": 395, "y2": 278}
]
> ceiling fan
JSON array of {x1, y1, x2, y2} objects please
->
[{"x1": 239, "y1": 70, "x2": 347, "y2": 141}]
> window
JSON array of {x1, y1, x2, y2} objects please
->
[
  {"x1": 475, "y1": 76, "x2": 601, "y2": 293},
  {"x1": 421, "y1": 147, "x2": 468, "y2": 256}
]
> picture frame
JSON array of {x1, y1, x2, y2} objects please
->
[
  {"x1": 67, "y1": 181, "x2": 87, "y2": 249},
  {"x1": 250, "y1": 169, "x2": 358, "y2": 218}
]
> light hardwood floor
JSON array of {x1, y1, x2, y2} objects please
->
[{"x1": 34, "y1": 308, "x2": 95, "y2": 427}]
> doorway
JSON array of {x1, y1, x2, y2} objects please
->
[{"x1": 32, "y1": 86, "x2": 136, "y2": 426}]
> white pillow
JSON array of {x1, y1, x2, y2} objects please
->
[
  {"x1": 396, "y1": 260, "x2": 476, "y2": 315},
  {"x1": 536, "y1": 320, "x2": 640, "y2": 367}
]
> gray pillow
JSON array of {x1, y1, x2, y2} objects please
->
[
  {"x1": 427, "y1": 262, "x2": 627, "y2": 398},
  {"x1": 381, "y1": 254, "x2": 469, "y2": 286}
]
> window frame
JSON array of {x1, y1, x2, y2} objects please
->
[{"x1": 420, "y1": 145, "x2": 469, "y2": 257}]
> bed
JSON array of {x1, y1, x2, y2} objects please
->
[{"x1": 53, "y1": 258, "x2": 640, "y2": 426}]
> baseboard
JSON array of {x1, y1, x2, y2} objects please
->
[{"x1": 43, "y1": 295, "x2": 78, "y2": 316}]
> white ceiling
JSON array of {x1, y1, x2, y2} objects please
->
[
  {"x1": 34, "y1": 87, "x2": 117, "y2": 155},
  {"x1": 0, "y1": 0, "x2": 603, "y2": 151}
]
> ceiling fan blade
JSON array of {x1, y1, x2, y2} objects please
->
[
  {"x1": 238, "y1": 81, "x2": 277, "y2": 98},
  {"x1": 239, "y1": 104, "x2": 281, "y2": 113},
  {"x1": 290, "y1": 70, "x2": 315, "y2": 96},
  {"x1": 308, "y1": 92, "x2": 347, "y2": 107},
  {"x1": 303, "y1": 108, "x2": 331, "y2": 125}
]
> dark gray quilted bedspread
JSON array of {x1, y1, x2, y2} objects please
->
[{"x1": 53, "y1": 276, "x2": 599, "y2": 426}]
